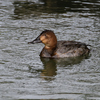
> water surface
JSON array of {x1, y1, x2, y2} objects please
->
[{"x1": 0, "y1": 0, "x2": 100, "y2": 100}]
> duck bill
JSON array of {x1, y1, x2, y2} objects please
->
[{"x1": 28, "y1": 35, "x2": 42, "y2": 44}]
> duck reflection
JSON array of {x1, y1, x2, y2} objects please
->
[
  {"x1": 40, "y1": 58, "x2": 57, "y2": 81},
  {"x1": 40, "y1": 55, "x2": 89, "y2": 81},
  {"x1": 28, "y1": 55, "x2": 89, "y2": 81}
]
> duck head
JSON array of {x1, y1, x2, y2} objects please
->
[{"x1": 28, "y1": 30, "x2": 57, "y2": 49}]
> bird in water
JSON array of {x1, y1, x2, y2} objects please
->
[{"x1": 28, "y1": 30, "x2": 90, "y2": 58}]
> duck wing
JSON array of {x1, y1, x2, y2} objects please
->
[{"x1": 54, "y1": 41, "x2": 90, "y2": 57}]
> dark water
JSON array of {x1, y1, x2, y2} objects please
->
[{"x1": 0, "y1": 0, "x2": 100, "y2": 100}]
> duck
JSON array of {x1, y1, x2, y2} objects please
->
[{"x1": 28, "y1": 30, "x2": 90, "y2": 58}]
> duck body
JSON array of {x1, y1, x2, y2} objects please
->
[
  {"x1": 28, "y1": 30, "x2": 90, "y2": 58},
  {"x1": 40, "y1": 41, "x2": 90, "y2": 58}
]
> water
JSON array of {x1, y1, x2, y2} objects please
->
[{"x1": 0, "y1": 0, "x2": 100, "y2": 100}]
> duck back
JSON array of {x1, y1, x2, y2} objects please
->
[{"x1": 52, "y1": 41, "x2": 90, "y2": 58}]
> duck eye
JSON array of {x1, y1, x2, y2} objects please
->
[
  {"x1": 44, "y1": 34, "x2": 46, "y2": 37},
  {"x1": 44, "y1": 34, "x2": 47, "y2": 38}
]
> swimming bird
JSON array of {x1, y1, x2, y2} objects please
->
[{"x1": 28, "y1": 30, "x2": 90, "y2": 58}]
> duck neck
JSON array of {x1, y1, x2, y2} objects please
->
[
  {"x1": 40, "y1": 45, "x2": 57, "y2": 58},
  {"x1": 45, "y1": 45, "x2": 56, "y2": 54}
]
